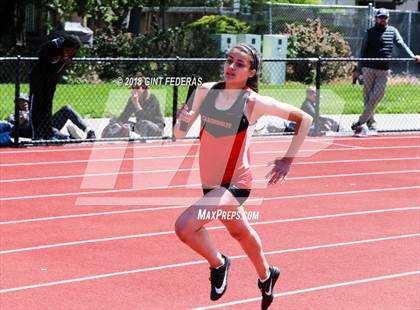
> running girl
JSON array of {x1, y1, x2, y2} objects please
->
[{"x1": 174, "y1": 44, "x2": 312, "y2": 309}]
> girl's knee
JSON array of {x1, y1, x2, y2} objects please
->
[
  {"x1": 62, "y1": 104, "x2": 72, "y2": 112},
  {"x1": 174, "y1": 216, "x2": 194, "y2": 242},
  {"x1": 174, "y1": 218, "x2": 186, "y2": 240}
]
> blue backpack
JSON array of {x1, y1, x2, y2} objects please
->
[{"x1": 0, "y1": 121, "x2": 13, "y2": 146}]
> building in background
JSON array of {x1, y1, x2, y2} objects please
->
[{"x1": 320, "y1": 0, "x2": 419, "y2": 10}]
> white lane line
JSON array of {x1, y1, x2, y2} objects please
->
[
  {"x1": 1, "y1": 170, "x2": 419, "y2": 201},
  {"x1": 1, "y1": 145, "x2": 419, "y2": 168},
  {"x1": 0, "y1": 233, "x2": 418, "y2": 294},
  {"x1": 259, "y1": 185, "x2": 420, "y2": 203},
  {"x1": 0, "y1": 205, "x2": 188, "y2": 225},
  {"x1": 0, "y1": 137, "x2": 291, "y2": 155},
  {"x1": 316, "y1": 140, "x2": 362, "y2": 149},
  {"x1": 0, "y1": 138, "x2": 291, "y2": 157},
  {"x1": 2, "y1": 157, "x2": 418, "y2": 184},
  {"x1": 1, "y1": 207, "x2": 419, "y2": 253},
  {"x1": 0, "y1": 133, "x2": 418, "y2": 155},
  {"x1": 1, "y1": 187, "x2": 418, "y2": 225},
  {"x1": 0, "y1": 133, "x2": 418, "y2": 156},
  {"x1": 311, "y1": 134, "x2": 420, "y2": 143},
  {"x1": 193, "y1": 271, "x2": 420, "y2": 309}
]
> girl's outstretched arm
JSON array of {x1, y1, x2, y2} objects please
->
[{"x1": 249, "y1": 94, "x2": 313, "y2": 185}]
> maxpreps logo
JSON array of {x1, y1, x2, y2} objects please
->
[{"x1": 197, "y1": 209, "x2": 259, "y2": 221}]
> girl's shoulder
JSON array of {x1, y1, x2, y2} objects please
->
[
  {"x1": 200, "y1": 82, "x2": 218, "y2": 90},
  {"x1": 194, "y1": 82, "x2": 219, "y2": 102},
  {"x1": 247, "y1": 90, "x2": 264, "y2": 106}
]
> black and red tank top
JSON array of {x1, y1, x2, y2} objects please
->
[{"x1": 199, "y1": 82, "x2": 256, "y2": 189}]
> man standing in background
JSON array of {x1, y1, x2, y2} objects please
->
[
  {"x1": 30, "y1": 33, "x2": 81, "y2": 140},
  {"x1": 352, "y1": 8, "x2": 420, "y2": 135}
]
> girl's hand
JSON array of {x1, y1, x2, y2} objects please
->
[
  {"x1": 177, "y1": 103, "x2": 194, "y2": 124},
  {"x1": 265, "y1": 157, "x2": 293, "y2": 185}
]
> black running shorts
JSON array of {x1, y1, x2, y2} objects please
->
[{"x1": 202, "y1": 184, "x2": 251, "y2": 205}]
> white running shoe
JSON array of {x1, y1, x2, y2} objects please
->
[{"x1": 67, "y1": 124, "x2": 82, "y2": 140}]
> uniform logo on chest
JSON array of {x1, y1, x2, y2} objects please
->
[{"x1": 202, "y1": 115, "x2": 232, "y2": 129}]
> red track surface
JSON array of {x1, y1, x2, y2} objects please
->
[{"x1": 0, "y1": 134, "x2": 419, "y2": 309}]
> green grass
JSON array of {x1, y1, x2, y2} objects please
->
[
  {"x1": 260, "y1": 83, "x2": 420, "y2": 114},
  {"x1": 1, "y1": 82, "x2": 419, "y2": 120}
]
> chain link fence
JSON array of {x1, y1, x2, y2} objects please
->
[
  {"x1": 269, "y1": 4, "x2": 370, "y2": 55},
  {"x1": 237, "y1": 3, "x2": 420, "y2": 75},
  {"x1": 1, "y1": 56, "x2": 418, "y2": 146}
]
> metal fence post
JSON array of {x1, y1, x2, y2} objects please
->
[
  {"x1": 368, "y1": 3, "x2": 374, "y2": 28},
  {"x1": 13, "y1": 55, "x2": 21, "y2": 147},
  {"x1": 268, "y1": 1, "x2": 273, "y2": 34},
  {"x1": 172, "y1": 56, "x2": 180, "y2": 141},
  {"x1": 407, "y1": 11, "x2": 412, "y2": 74},
  {"x1": 313, "y1": 57, "x2": 322, "y2": 136}
]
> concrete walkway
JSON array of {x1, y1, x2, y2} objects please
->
[{"x1": 80, "y1": 114, "x2": 419, "y2": 139}]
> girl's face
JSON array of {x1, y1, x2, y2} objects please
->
[{"x1": 224, "y1": 48, "x2": 256, "y2": 86}]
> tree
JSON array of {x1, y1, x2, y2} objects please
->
[
  {"x1": 222, "y1": 0, "x2": 321, "y2": 13},
  {"x1": 187, "y1": 15, "x2": 250, "y2": 34},
  {"x1": 42, "y1": 0, "x2": 151, "y2": 31},
  {"x1": 273, "y1": 0, "x2": 321, "y2": 4},
  {"x1": 286, "y1": 19, "x2": 352, "y2": 83}
]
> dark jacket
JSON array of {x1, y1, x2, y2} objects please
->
[
  {"x1": 30, "y1": 34, "x2": 80, "y2": 86},
  {"x1": 118, "y1": 93, "x2": 165, "y2": 129},
  {"x1": 29, "y1": 34, "x2": 80, "y2": 139},
  {"x1": 7, "y1": 110, "x2": 32, "y2": 138},
  {"x1": 31, "y1": 40, "x2": 68, "y2": 87},
  {"x1": 358, "y1": 25, "x2": 415, "y2": 71}
]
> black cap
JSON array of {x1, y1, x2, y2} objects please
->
[
  {"x1": 62, "y1": 33, "x2": 81, "y2": 49},
  {"x1": 51, "y1": 31, "x2": 81, "y2": 49}
]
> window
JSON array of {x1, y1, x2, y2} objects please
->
[{"x1": 25, "y1": 3, "x2": 37, "y2": 33}]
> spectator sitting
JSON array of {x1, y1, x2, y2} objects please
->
[
  {"x1": 7, "y1": 93, "x2": 32, "y2": 138},
  {"x1": 285, "y1": 86, "x2": 339, "y2": 134},
  {"x1": 117, "y1": 80, "x2": 165, "y2": 138},
  {"x1": 8, "y1": 93, "x2": 96, "y2": 140},
  {"x1": 300, "y1": 86, "x2": 318, "y2": 118}
]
